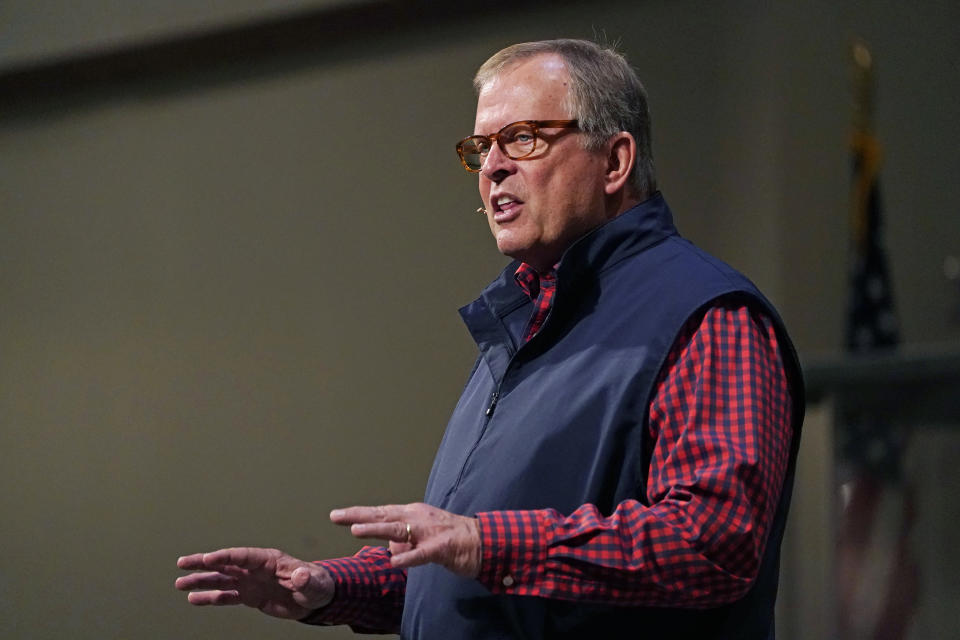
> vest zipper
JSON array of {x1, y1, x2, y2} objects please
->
[
  {"x1": 444, "y1": 379, "x2": 505, "y2": 500},
  {"x1": 485, "y1": 390, "x2": 500, "y2": 417},
  {"x1": 445, "y1": 322, "x2": 539, "y2": 499}
]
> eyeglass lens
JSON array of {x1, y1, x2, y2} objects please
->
[{"x1": 460, "y1": 122, "x2": 538, "y2": 171}]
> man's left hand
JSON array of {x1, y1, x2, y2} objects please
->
[{"x1": 330, "y1": 503, "x2": 481, "y2": 578}]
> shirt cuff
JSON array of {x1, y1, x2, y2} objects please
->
[
  {"x1": 298, "y1": 546, "x2": 404, "y2": 633},
  {"x1": 298, "y1": 556, "x2": 370, "y2": 626},
  {"x1": 476, "y1": 510, "x2": 550, "y2": 595}
]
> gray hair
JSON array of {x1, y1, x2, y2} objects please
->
[{"x1": 474, "y1": 39, "x2": 656, "y2": 197}]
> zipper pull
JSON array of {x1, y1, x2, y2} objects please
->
[{"x1": 485, "y1": 390, "x2": 500, "y2": 417}]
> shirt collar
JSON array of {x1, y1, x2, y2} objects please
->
[{"x1": 514, "y1": 262, "x2": 558, "y2": 301}]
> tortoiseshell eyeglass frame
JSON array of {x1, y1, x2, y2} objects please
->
[{"x1": 455, "y1": 119, "x2": 579, "y2": 173}]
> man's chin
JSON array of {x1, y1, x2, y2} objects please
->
[
  {"x1": 496, "y1": 236, "x2": 532, "y2": 264},
  {"x1": 498, "y1": 243, "x2": 554, "y2": 271}
]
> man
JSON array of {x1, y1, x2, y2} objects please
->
[{"x1": 176, "y1": 39, "x2": 803, "y2": 639}]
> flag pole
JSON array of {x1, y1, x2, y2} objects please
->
[
  {"x1": 850, "y1": 40, "x2": 878, "y2": 259},
  {"x1": 838, "y1": 39, "x2": 917, "y2": 640},
  {"x1": 845, "y1": 39, "x2": 898, "y2": 351}
]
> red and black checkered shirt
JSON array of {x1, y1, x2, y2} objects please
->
[{"x1": 311, "y1": 263, "x2": 793, "y2": 632}]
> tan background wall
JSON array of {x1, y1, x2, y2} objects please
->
[
  {"x1": 0, "y1": 0, "x2": 336, "y2": 65},
  {"x1": 1, "y1": 1, "x2": 958, "y2": 638}
]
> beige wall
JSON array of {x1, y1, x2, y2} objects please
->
[
  {"x1": 1, "y1": 1, "x2": 958, "y2": 638},
  {"x1": 0, "y1": 0, "x2": 343, "y2": 66}
]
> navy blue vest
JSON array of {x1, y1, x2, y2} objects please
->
[{"x1": 402, "y1": 194, "x2": 804, "y2": 639}]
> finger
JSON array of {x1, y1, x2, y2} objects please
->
[
  {"x1": 186, "y1": 590, "x2": 241, "y2": 606},
  {"x1": 196, "y1": 547, "x2": 268, "y2": 569},
  {"x1": 177, "y1": 553, "x2": 208, "y2": 570},
  {"x1": 349, "y1": 521, "x2": 409, "y2": 542},
  {"x1": 389, "y1": 544, "x2": 432, "y2": 570},
  {"x1": 175, "y1": 571, "x2": 236, "y2": 592},
  {"x1": 290, "y1": 566, "x2": 312, "y2": 590},
  {"x1": 330, "y1": 505, "x2": 405, "y2": 525},
  {"x1": 177, "y1": 549, "x2": 251, "y2": 570},
  {"x1": 289, "y1": 566, "x2": 335, "y2": 610},
  {"x1": 388, "y1": 541, "x2": 413, "y2": 555}
]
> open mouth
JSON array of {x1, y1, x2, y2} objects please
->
[{"x1": 492, "y1": 194, "x2": 523, "y2": 220}]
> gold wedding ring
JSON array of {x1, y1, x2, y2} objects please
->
[{"x1": 405, "y1": 522, "x2": 413, "y2": 545}]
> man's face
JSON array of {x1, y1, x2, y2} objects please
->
[{"x1": 474, "y1": 54, "x2": 610, "y2": 271}]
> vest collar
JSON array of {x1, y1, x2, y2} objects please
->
[
  {"x1": 474, "y1": 192, "x2": 679, "y2": 320},
  {"x1": 556, "y1": 191, "x2": 677, "y2": 285}
]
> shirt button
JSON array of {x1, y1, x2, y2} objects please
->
[{"x1": 502, "y1": 575, "x2": 515, "y2": 587}]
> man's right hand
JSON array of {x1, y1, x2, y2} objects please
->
[{"x1": 175, "y1": 547, "x2": 334, "y2": 620}]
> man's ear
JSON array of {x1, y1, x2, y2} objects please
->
[{"x1": 603, "y1": 132, "x2": 637, "y2": 196}]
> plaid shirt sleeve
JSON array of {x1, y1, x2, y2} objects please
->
[
  {"x1": 299, "y1": 545, "x2": 405, "y2": 633},
  {"x1": 475, "y1": 302, "x2": 794, "y2": 607}
]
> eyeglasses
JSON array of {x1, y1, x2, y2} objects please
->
[{"x1": 455, "y1": 119, "x2": 579, "y2": 173}]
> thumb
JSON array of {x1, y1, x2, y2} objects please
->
[{"x1": 290, "y1": 565, "x2": 335, "y2": 610}]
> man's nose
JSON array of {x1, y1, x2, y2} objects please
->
[{"x1": 481, "y1": 142, "x2": 514, "y2": 183}]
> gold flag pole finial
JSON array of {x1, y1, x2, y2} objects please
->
[{"x1": 851, "y1": 39, "x2": 874, "y2": 134}]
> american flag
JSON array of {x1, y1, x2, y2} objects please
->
[
  {"x1": 844, "y1": 128, "x2": 899, "y2": 352},
  {"x1": 837, "y1": 47, "x2": 918, "y2": 639}
]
